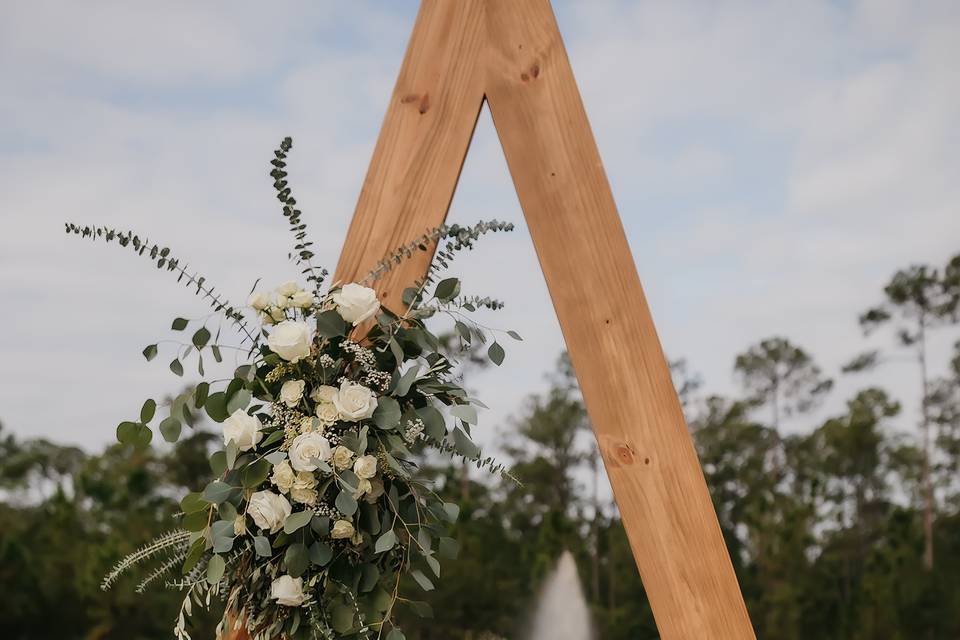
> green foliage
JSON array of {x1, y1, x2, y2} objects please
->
[
  {"x1": 269, "y1": 137, "x2": 328, "y2": 290},
  {"x1": 63, "y1": 223, "x2": 255, "y2": 343}
]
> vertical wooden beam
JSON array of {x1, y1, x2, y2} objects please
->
[
  {"x1": 482, "y1": 2, "x2": 753, "y2": 637},
  {"x1": 333, "y1": 0, "x2": 486, "y2": 310}
]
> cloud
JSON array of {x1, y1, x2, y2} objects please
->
[{"x1": 1, "y1": 0, "x2": 958, "y2": 462}]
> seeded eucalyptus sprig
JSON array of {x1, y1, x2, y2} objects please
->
[
  {"x1": 64, "y1": 223, "x2": 256, "y2": 344},
  {"x1": 364, "y1": 220, "x2": 514, "y2": 287},
  {"x1": 270, "y1": 137, "x2": 328, "y2": 292}
]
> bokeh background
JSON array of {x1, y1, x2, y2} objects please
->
[{"x1": 2, "y1": 1, "x2": 959, "y2": 638}]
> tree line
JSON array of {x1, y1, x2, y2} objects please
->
[{"x1": 1, "y1": 251, "x2": 958, "y2": 639}]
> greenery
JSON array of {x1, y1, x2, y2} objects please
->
[
  {"x1": 5, "y1": 248, "x2": 960, "y2": 638},
  {"x1": 49, "y1": 139, "x2": 523, "y2": 640}
]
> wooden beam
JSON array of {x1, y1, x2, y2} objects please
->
[
  {"x1": 307, "y1": 1, "x2": 754, "y2": 638},
  {"x1": 482, "y1": 1, "x2": 754, "y2": 637},
  {"x1": 332, "y1": 0, "x2": 486, "y2": 310}
]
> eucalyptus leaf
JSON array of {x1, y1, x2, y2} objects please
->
[
  {"x1": 373, "y1": 397, "x2": 401, "y2": 430},
  {"x1": 140, "y1": 399, "x2": 156, "y2": 423},
  {"x1": 410, "y1": 569, "x2": 434, "y2": 592},
  {"x1": 284, "y1": 543, "x2": 309, "y2": 577},
  {"x1": 449, "y1": 404, "x2": 477, "y2": 425},
  {"x1": 434, "y1": 278, "x2": 460, "y2": 302},
  {"x1": 316, "y1": 309, "x2": 347, "y2": 338},
  {"x1": 142, "y1": 344, "x2": 158, "y2": 361},
  {"x1": 206, "y1": 554, "x2": 225, "y2": 584},
  {"x1": 487, "y1": 341, "x2": 505, "y2": 366},
  {"x1": 375, "y1": 530, "x2": 397, "y2": 554},
  {"x1": 254, "y1": 535, "x2": 272, "y2": 557},
  {"x1": 336, "y1": 490, "x2": 358, "y2": 517},
  {"x1": 169, "y1": 358, "x2": 184, "y2": 377},
  {"x1": 309, "y1": 541, "x2": 333, "y2": 566},
  {"x1": 283, "y1": 510, "x2": 314, "y2": 534},
  {"x1": 159, "y1": 416, "x2": 182, "y2": 443},
  {"x1": 202, "y1": 480, "x2": 234, "y2": 504},
  {"x1": 192, "y1": 326, "x2": 211, "y2": 348}
]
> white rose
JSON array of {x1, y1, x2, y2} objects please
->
[
  {"x1": 279, "y1": 379, "x2": 305, "y2": 407},
  {"x1": 260, "y1": 306, "x2": 286, "y2": 325},
  {"x1": 275, "y1": 295, "x2": 292, "y2": 310},
  {"x1": 233, "y1": 514, "x2": 247, "y2": 536},
  {"x1": 333, "y1": 381, "x2": 378, "y2": 422},
  {"x1": 288, "y1": 432, "x2": 331, "y2": 472},
  {"x1": 315, "y1": 402, "x2": 339, "y2": 427},
  {"x1": 270, "y1": 575, "x2": 306, "y2": 607},
  {"x1": 290, "y1": 472, "x2": 319, "y2": 505},
  {"x1": 267, "y1": 320, "x2": 312, "y2": 363},
  {"x1": 222, "y1": 409, "x2": 263, "y2": 452},
  {"x1": 291, "y1": 290, "x2": 315, "y2": 308},
  {"x1": 353, "y1": 455, "x2": 378, "y2": 480},
  {"x1": 332, "y1": 283, "x2": 381, "y2": 325},
  {"x1": 247, "y1": 490, "x2": 291, "y2": 533},
  {"x1": 365, "y1": 476, "x2": 385, "y2": 503},
  {"x1": 331, "y1": 445, "x2": 354, "y2": 471},
  {"x1": 331, "y1": 519, "x2": 355, "y2": 540},
  {"x1": 276, "y1": 281, "x2": 299, "y2": 297},
  {"x1": 248, "y1": 291, "x2": 271, "y2": 311},
  {"x1": 310, "y1": 385, "x2": 338, "y2": 404},
  {"x1": 271, "y1": 460, "x2": 296, "y2": 493}
]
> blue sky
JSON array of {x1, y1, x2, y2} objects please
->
[{"x1": 1, "y1": 0, "x2": 959, "y2": 464}]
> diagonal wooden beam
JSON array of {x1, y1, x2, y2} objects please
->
[
  {"x1": 327, "y1": 1, "x2": 757, "y2": 638},
  {"x1": 332, "y1": 0, "x2": 487, "y2": 308}
]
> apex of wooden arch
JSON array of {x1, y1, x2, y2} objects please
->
[{"x1": 329, "y1": 1, "x2": 756, "y2": 638}]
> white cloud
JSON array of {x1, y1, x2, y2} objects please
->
[{"x1": 1, "y1": 0, "x2": 958, "y2": 461}]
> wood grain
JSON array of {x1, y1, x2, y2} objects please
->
[
  {"x1": 231, "y1": 1, "x2": 756, "y2": 638},
  {"x1": 482, "y1": 1, "x2": 754, "y2": 637},
  {"x1": 332, "y1": 0, "x2": 487, "y2": 311}
]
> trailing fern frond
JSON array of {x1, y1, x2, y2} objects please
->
[
  {"x1": 137, "y1": 548, "x2": 188, "y2": 593},
  {"x1": 269, "y1": 137, "x2": 328, "y2": 291},
  {"x1": 101, "y1": 529, "x2": 191, "y2": 591},
  {"x1": 64, "y1": 224, "x2": 257, "y2": 344}
]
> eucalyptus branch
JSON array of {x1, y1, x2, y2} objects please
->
[
  {"x1": 64, "y1": 223, "x2": 257, "y2": 344},
  {"x1": 269, "y1": 137, "x2": 328, "y2": 292}
]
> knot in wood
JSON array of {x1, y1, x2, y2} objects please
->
[{"x1": 606, "y1": 440, "x2": 636, "y2": 467}]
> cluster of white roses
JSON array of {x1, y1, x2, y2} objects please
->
[
  {"x1": 222, "y1": 281, "x2": 389, "y2": 608},
  {"x1": 248, "y1": 280, "x2": 316, "y2": 325}
]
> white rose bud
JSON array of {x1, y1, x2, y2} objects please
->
[
  {"x1": 331, "y1": 445, "x2": 354, "y2": 471},
  {"x1": 248, "y1": 291, "x2": 271, "y2": 311},
  {"x1": 288, "y1": 432, "x2": 331, "y2": 472},
  {"x1": 279, "y1": 379, "x2": 305, "y2": 408},
  {"x1": 270, "y1": 575, "x2": 306, "y2": 607},
  {"x1": 222, "y1": 409, "x2": 263, "y2": 452},
  {"x1": 353, "y1": 455, "x2": 378, "y2": 480},
  {"x1": 276, "y1": 281, "x2": 299, "y2": 297},
  {"x1": 267, "y1": 320, "x2": 312, "y2": 363},
  {"x1": 315, "y1": 402, "x2": 339, "y2": 427},
  {"x1": 270, "y1": 460, "x2": 296, "y2": 493},
  {"x1": 291, "y1": 290, "x2": 315, "y2": 308},
  {"x1": 333, "y1": 381, "x2": 378, "y2": 422},
  {"x1": 331, "y1": 519, "x2": 355, "y2": 540},
  {"x1": 331, "y1": 283, "x2": 381, "y2": 326},
  {"x1": 310, "y1": 385, "x2": 338, "y2": 404},
  {"x1": 247, "y1": 490, "x2": 291, "y2": 533},
  {"x1": 290, "y1": 472, "x2": 319, "y2": 505}
]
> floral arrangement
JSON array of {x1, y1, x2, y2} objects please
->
[{"x1": 66, "y1": 138, "x2": 518, "y2": 639}]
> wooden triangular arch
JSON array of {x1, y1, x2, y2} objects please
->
[
  {"x1": 232, "y1": 1, "x2": 754, "y2": 638},
  {"x1": 332, "y1": 2, "x2": 755, "y2": 638}
]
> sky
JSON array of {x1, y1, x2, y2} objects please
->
[{"x1": 1, "y1": 0, "x2": 959, "y2": 465}]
